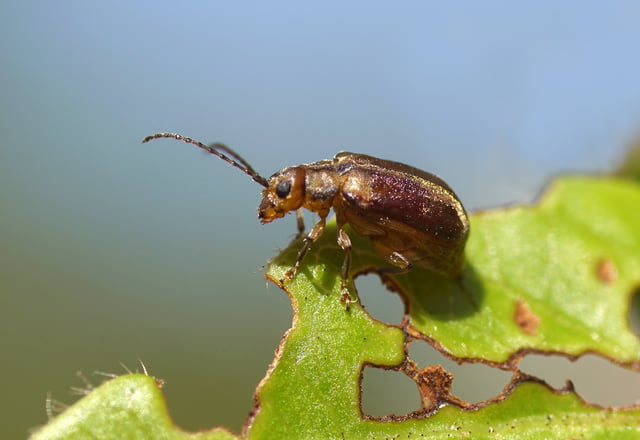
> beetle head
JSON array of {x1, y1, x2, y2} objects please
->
[{"x1": 259, "y1": 166, "x2": 306, "y2": 223}]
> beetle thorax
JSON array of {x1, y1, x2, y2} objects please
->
[{"x1": 302, "y1": 163, "x2": 339, "y2": 217}]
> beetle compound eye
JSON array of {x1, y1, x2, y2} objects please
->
[{"x1": 276, "y1": 180, "x2": 292, "y2": 198}]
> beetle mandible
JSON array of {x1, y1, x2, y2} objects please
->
[{"x1": 142, "y1": 133, "x2": 470, "y2": 304}]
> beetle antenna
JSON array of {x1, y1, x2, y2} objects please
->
[{"x1": 142, "y1": 132, "x2": 269, "y2": 187}]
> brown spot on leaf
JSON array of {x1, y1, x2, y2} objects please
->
[
  {"x1": 514, "y1": 300, "x2": 540, "y2": 336},
  {"x1": 400, "y1": 361, "x2": 469, "y2": 414},
  {"x1": 596, "y1": 258, "x2": 617, "y2": 284},
  {"x1": 414, "y1": 365, "x2": 453, "y2": 410}
]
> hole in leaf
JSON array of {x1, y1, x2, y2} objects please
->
[
  {"x1": 361, "y1": 366, "x2": 422, "y2": 417},
  {"x1": 409, "y1": 341, "x2": 512, "y2": 403},
  {"x1": 355, "y1": 273, "x2": 404, "y2": 324},
  {"x1": 630, "y1": 286, "x2": 640, "y2": 337},
  {"x1": 518, "y1": 353, "x2": 640, "y2": 407}
]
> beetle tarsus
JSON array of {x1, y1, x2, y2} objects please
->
[
  {"x1": 283, "y1": 267, "x2": 296, "y2": 281},
  {"x1": 339, "y1": 284, "x2": 356, "y2": 311}
]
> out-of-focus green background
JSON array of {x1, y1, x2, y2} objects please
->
[{"x1": 2, "y1": 2, "x2": 640, "y2": 438}]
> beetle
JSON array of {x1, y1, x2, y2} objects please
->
[{"x1": 142, "y1": 133, "x2": 469, "y2": 304}]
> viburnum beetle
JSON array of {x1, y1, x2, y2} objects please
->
[{"x1": 142, "y1": 133, "x2": 469, "y2": 304}]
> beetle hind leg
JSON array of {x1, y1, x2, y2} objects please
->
[{"x1": 377, "y1": 251, "x2": 412, "y2": 276}]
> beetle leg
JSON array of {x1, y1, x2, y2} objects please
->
[
  {"x1": 283, "y1": 217, "x2": 326, "y2": 282},
  {"x1": 378, "y1": 251, "x2": 412, "y2": 276},
  {"x1": 336, "y1": 226, "x2": 355, "y2": 306},
  {"x1": 295, "y1": 209, "x2": 305, "y2": 239}
]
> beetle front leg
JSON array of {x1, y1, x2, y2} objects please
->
[
  {"x1": 283, "y1": 217, "x2": 326, "y2": 282},
  {"x1": 336, "y1": 226, "x2": 355, "y2": 307}
]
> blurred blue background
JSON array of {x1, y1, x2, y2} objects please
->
[{"x1": 2, "y1": 1, "x2": 640, "y2": 438}]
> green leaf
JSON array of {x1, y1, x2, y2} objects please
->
[
  {"x1": 31, "y1": 177, "x2": 640, "y2": 439},
  {"x1": 266, "y1": 176, "x2": 640, "y2": 365},
  {"x1": 30, "y1": 374, "x2": 238, "y2": 440},
  {"x1": 251, "y1": 372, "x2": 640, "y2": 439},
  {"x1": 248, "y1": 176, "x2": 640, "y2": 437},
  {"x1": 402, "y1": 177, "x2": 640, "y2": 363}
]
